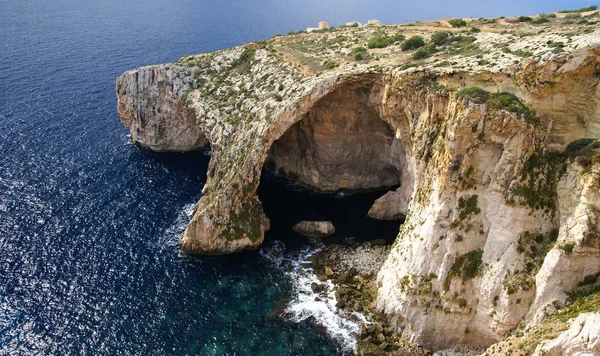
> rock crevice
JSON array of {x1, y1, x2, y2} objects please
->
[{"x1": 116, "y1": 25, "x2": 600, "y2": 351}]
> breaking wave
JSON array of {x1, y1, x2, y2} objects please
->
[{"x1": 260, "y1": 241, "x2": 368, "y2": 354}]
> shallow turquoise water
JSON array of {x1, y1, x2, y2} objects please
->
[{"x1": 0, "y1": 0, "x2": 589, "y2": 354}]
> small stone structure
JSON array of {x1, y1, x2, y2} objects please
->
[
  {"x1": 367, "y1": 19, "x2": 381, "y2": 26},
  {"x1": 307, "y1": 21, "x2": 330, "y2": 32}
]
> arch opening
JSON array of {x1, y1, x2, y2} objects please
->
[
  {"x1": 265, "y1": 85, "x2": 403, "y2": 194},
  {"x1": 257, "y1": 82, "x2": 413, "y2": 245}
]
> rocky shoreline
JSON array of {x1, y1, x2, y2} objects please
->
[
  {"x1": 118, "y1": 8, "x2": 600, "y2": 352},
  {"x1": 308, "y1": 240, "x2": 430, "y2": 356}
]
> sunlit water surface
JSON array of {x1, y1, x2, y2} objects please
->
[{"x1": 0, "y1": 0, "x2": 588, "y2": 353}]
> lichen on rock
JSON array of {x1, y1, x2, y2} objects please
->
[{"x1": 116, "y1": 13, "x2": 600, "y2": 353}]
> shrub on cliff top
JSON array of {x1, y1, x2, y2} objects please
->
[
  {"x1": 457, "y1": 87, "x2": 489, "y2": 103},
  {"x1": 352, "y1": 46, "x2": 368, "y2": 60},
  {"x1": 458, "y1": 88, "x2": 537, "y2": 124},
  {"x1": 401, "y1": 36, "x2": 425, "y2": 51},
  {"x1": 430, "y1": 31, "x2": 451, "y2": 45},
  {"x1": 367, "y1": 32, "x2": 405, "y2": 49},
  {"x1": 448, "y1": 18, "x2": 467, "y2": 28},
  {"x1": 531, "y1": 18, "x2": 550, "y2": 24},
  {"x1": 230, "y1": 47, "x2": 256, "y2": 73},
  {"x1": 488, "y1": 92, "x2": 537, "y2": 124},
  {"x1": 558, "y1": 5, "x2": 598, "y2": 13},
  {"x1": 323, "y1": 60, "x2": 339, "y2": 69},
  {"x1": 411, "y1": 48, "x2": 430, "y2": 60}
]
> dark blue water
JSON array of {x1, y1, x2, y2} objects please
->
[{"x1": 0, "y1": 0, "x2": 589, "y2": 354}]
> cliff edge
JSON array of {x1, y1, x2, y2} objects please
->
[{"x1": 117, "y1": 13, "x2": 600, "y2": 353}]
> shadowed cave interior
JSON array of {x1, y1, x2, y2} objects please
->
[{"x1": 258, "y1": 84, "x2": 409, "y2": 246}]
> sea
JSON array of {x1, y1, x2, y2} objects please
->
[{"x1": 0, "y1": 0, "x2": 588, "y2": 354}]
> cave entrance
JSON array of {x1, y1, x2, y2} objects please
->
[
  {"x1": 258, "y1": 83, "x2": 409, "y2": 246},
  {"x1": 266, "y1": 84, "x2": 401, "y2": 193}
]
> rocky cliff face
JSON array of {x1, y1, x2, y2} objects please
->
[{"x1": 117, "y1": 16, "x2": 600, "y2": 352}]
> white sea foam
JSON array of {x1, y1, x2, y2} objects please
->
[
  {"x1": 260, "y1": 242, "x2": 367, "y2": 354},
  {"x1": 160, "y1": 203, "x2": 195, "y2": 248}
]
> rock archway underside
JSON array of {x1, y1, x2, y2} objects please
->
[{"x1": 117, "y1": 21, "x2": 600, "y2": 351}]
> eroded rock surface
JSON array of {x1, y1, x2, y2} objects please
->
[
  {"x1": 534, "y1": 312, "x2": 600, "y2": 355},
  {"x1": 117, "y1": 15, "x2": 600, "y2": 353},
  {"x1": 268, "y1": 86, "x2": 401, "y2": 192}
]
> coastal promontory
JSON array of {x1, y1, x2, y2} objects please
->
[{"x1": 117, "y1": 11, "x2": 600, "y2": 354}]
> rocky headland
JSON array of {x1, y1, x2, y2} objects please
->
[{"x1": 117, "y1": 8, "x2": 600, "y2": 354}]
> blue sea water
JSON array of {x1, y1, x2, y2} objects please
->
[{"x1": 0, "y1": 0, "x2": 592, "y2": 354}]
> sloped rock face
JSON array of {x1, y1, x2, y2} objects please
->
[
  {"x1": 267, "y1": 85, "x2": 402, "y2": 192},
  {"x1": 533, "y1": 313, "x2": 600, "y2": 355},
  {"x1": 368, "y1": 189, "x2": 409, "y2": 220},
  {"x1": 116, "y1": 65, "x2": 208, "y2": 151},
  {"x1": 374, "y1": 53, "x2": 600, "y2": 349},
  {"x1": 116, "y1": 33, "x2": 600, "y2": 351}
]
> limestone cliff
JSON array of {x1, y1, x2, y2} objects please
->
[{"x1": 117, "y1": 14, "x2": 600, "y2": 352}]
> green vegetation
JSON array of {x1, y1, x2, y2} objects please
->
[
  {"x1": 531, "y1": 17, "x2": 550, "y2": 24},
  {"x1": 457, "y1": 195, "x2": 481, "y2": 221},
  {"x1": 457, "y1": 87, "x2": 489, "y2": 103},
  {"x1": 558, "y1": 5, "x2": 598, "y2": 13},
  {"x1": 229, "y1": 47, "x2": 256, "y2": 74},
  {"x1": 401, "y1": 35, "x2": 426, "y2": 51},
  {"x1": 506, "y1": 285, "x2": 600, "y2": 355},
  {"x1": 458, "y1": 88, "x2": 537, "y2": 124},
  {"x1": 412, "y1": 47, "x2": 431, "y2": 60},
  {"x1": 505, "y1": 229, "x2": 559, "y2": 295},
  {"x1": 323, "y1": 60, "x2": 339, "y2": 69},
  {"x1": 559, "y1": 242, "x2": 576, "y2": 255},
  {"x1": 548, "y1": 40, "x2": 565, "y2": 53},
  {"x1": 566, "y1": 138, "x2": 600, "y2": 173},
  {"x1": 397, "y1": 62, "x2": 419, "y2": 70},
  {"x1": 444, "y1": 249, "x2": 484, "y2": 291},
  {"x1": 286, "y1": 30, "x2": 307, "y2": 35},
  {"x1": 431, "y1": 33, "x2": 477, "y2": 55},
  {"x1": 470, "y1": 27, "x2": 481, "y2": 33},
  {"x1": 367, "y1": 32, "x2": 405, "y2": 48},
  {"x1": 518, "y1": 16, "x2": 533, "y2": 22},
  {"x1": 488, "y1": 93, "x2": 536, "y2": 123},
  {"x1": 181, "y1": 90, "x2": 192, "y2": 103},
  {"x1": 352, "y1": 46, "x2": 368, "y2": 60},
  {"x1": 511, "y1": 150, "x2": 565, "y2": 210},
  {"x1": 502, "y1": 47, "x2": 534, "y2": 57},
  {"x1": 430, "y1": 31, "x2": 451, "y2": 45},
  {"x1": 448, "y1": 18, "x2": 467, "y2": 28},
  {"x1": 508, "y1": 139, "x2": 600, "y2": 212}
]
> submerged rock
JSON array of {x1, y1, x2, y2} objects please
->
[{"x1": 292, "y1": 221, "x2": 335, "y2": 238}]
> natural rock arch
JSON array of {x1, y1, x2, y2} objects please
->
[
  {"x1": 179, "y1": 73, "x2": 421, "y2": 254},
  {"x1": 117, "y1": 38, "x2": 600, "y2": 352},
  {"x1": 265, "y1": 81, "x2": 404, "y2": 194}
]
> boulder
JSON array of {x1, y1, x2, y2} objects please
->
[
  {"x1": 367, "y1": 188, "x2": 408, "y2": 221},
  {"x1": 310, "y1": 282, "x2": 327, "y2": 293},
  {"x1": 292, "y1": 221, "x2": 335, "y2": 238}
]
